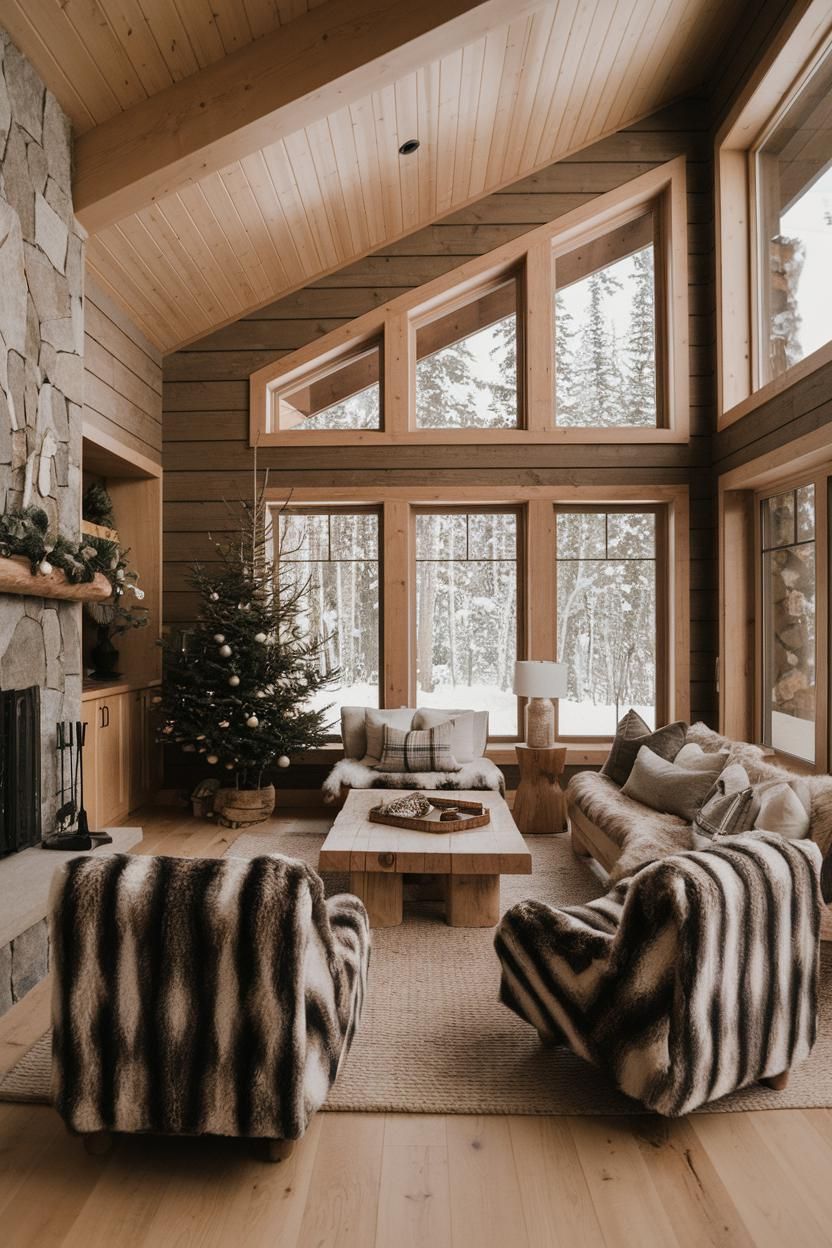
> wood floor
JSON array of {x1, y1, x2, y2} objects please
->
[{"x1": 2, "y1": 808, "x2": 832, "y2": 1248}]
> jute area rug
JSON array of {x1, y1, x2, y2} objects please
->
[{"x1": 3, "y1": 829, "x2": 832, "y2": 1115}]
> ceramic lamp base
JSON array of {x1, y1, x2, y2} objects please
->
[{"x1": 525, "y1": 698, "x2": 555, "y2": 748}]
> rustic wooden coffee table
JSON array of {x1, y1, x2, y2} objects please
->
[{"x1": 318, "y1": 789, "x2": 532, "y2": 928}]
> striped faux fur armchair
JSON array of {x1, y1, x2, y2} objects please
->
[
  {"x1": 495, "y1": 832, "x2": 822, "y2": 1116},
  {"x1": 49, "y1": 853, "x2": 370, "y2": 1158}
]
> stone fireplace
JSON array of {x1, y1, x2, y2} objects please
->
[{"x1": 0, "y1": 33, "x2": 84, "y2": 1009}]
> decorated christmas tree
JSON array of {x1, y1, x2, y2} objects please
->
[{"x1": 158, "y1": 488, "x2": 335, "y2": 791}]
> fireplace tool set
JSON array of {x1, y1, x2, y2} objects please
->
[{"x1": 42, "y1": 721, "x2": 112, "y2": 851}]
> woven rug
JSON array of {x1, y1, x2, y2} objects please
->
[{"x1": 3, "y1": 829, "x2": 832, "y2": 1115}]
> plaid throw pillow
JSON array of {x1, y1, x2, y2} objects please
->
[{"x1": 375, "y1": 722, "x2": 461, "y2": 773}]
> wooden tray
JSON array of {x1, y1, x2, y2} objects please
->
[{"x1": 368, "y1": 796, "x2": 490, "y2": 834}]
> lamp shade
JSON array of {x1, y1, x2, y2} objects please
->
[{"x1": 512, "y1": 660, "x2": 567, "y2": 698}]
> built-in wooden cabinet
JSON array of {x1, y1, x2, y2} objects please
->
[{"x1": 82, "y1": 685, "x2": 161, "y2": 829}]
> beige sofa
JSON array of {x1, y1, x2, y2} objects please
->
[{"x1": 566, "y1": 721, "x2": 832, "y2": 937}]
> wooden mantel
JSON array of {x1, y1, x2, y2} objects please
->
[{"x1": 0, "y1": 556, "x2": 112, "y2": 603}]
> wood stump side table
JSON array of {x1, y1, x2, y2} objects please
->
[{"x1": 512, "y1": 744, "x2": 567, "y2": 835}]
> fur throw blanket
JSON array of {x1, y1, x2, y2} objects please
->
[
  {"x1": 50, "y1": 853, "x2": 370, "y2": 1140},
  {"x1": 567, "y1": 769, "x2": 695, "y2": 880},
  {"x1": 322, "y1": 756, "x2": 505, "y2": 804},
  {"x1": 495, "y1": 833, "x2": 821, "y2": 1115}
]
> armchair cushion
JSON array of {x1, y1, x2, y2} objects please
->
[
  {"x1": 50, "y1": 853, "x2": 370, "y2": 1141},
  {"x1": 495, "y1": 833, "x2": 822, "y2": 1115}
]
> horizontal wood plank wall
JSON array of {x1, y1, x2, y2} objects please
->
[
  {"x1": 84, "y1": 277, "x2": 163, "y2": 464},
  {"x1": 162, "y1": 102, "x2": 717, "y2": 730}
]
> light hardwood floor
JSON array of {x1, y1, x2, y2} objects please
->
[{"x1": 2, "y1": 807, "x2": 832, "y2": 1248}]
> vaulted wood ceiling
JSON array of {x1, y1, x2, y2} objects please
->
[{"x1": 3, "y1": 0, "x2": 747, "y2": 353}]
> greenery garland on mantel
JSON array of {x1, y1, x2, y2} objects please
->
[{"x1": 0, "y1": 506, "x2": 144, "y2": 604}]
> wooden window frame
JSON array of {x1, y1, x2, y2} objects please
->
[
  {"x1": 718, "y1": 433, "x2": 831, "y2": 772},
  {"x1": 412, "y1": 504, "x2": 525, "y2": 740},
  {"x1": 265, "y1": 485, "x2": 690, "y2": 750},
  {"x1": 715, "y1": 0, "x2": 832, "y2": 429},
  {"x1": 250, "y1": 159, "x2": 689, "y2": 447},
  {"x1": 276, "y1": 504, "x2": 384, "y2": 741},
  {"x1": 552, "y1": 504, "x2": 669, "y2": 741}
]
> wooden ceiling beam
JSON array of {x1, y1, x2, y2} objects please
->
[{"x1": 73, "y1": 0, "x2": 545, "y2": 234}]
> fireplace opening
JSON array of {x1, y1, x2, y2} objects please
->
[{"x1": 0, "y1": 686, "x2": 41, "y2": 855}]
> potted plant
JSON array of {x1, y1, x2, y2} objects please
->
[
  {"x1": 84, "y1": 541, "x2": 148, "y2": 678},
  {"x1": 157, "y1": 490, "x2": 334, "y2": 828}
]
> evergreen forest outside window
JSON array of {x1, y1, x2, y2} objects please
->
[
  {"x1": 415, "y1": 279, "x2": 519, "y2": 428},
  {"x1": 279, "y1": 510, "x2": 381, "y2": 732},
  {"x1": 275, "y1": 341, "x2": 381, "y2": 431},
  {"x1": 555, "y1": 507, "x2": 660, "y2": 736},
  {"x1": 761, "y1": 484, "x2": 816, "y2": 762},
  {"x1": 755, "y1": 41, "x2": 832, "y2": 383},
  {"x1": 415, "y1": 510, "x2": 519, "y2": 734},
  {"x1": 554, "y1": 214, "x2": 658, "y2": 427}
]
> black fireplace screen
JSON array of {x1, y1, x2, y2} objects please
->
[{"x1": 0, "y1": 686, "x2": 41, "y2": 855}]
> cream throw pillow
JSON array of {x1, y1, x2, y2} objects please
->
[
  {"x1": 410, "y1": 709, "x2": 475, "y2": 763},
  {"x1": 674, "y1": 742, "x2": 729, "y2": 773},
  {"x1": 753, "y1": 782, "x2": 810, "y2": 839}
]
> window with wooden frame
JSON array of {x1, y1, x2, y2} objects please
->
[
  {"x1": 759, "y1": 483, "x2": 817, "y2": 764},
  {"x1": 414, "y1": 275, "x2": 520, "y2": 429},
  {"x1": 414, "y1": 508, "x2": 522, "y2": 737},
  {"x1": 716, "y1": 3, "x2": 832, "y2": 423},
  {"x1": 719, "y1": 444, "x2": 830, "y2": 772},
  {"x1": 272, "y1": 338, "x2": 382, "y2": 432},
  {"x1": 554, "y1": 506, "x2": 666, "y2": 738},
  {"x1": 278, "y1": 508, "x2": 381, "y2": 733},
  {"x1": 554, "y1": 211, "x2": 660, "y2": 428},
  {"x1": 250, "y1": 159, "x2": 688, "y2": 445}
]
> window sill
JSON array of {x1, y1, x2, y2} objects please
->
[
  {"x1": 718, "y1": 340, "x2": 832, "y2": 432},
  {"x1": 297, "y1": 743, "x2": 609, "y2": 766}
]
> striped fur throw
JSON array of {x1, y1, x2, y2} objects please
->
[
  {"x1": 495, "y1": 833, "x2": 821, "y2": 1115},
  {"x1": 49, "y1": 853, "x2": 370, "y2": 1140}
]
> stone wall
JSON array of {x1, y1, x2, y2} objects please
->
[{"x1": 0, "y1": 32, "x2": 84, "y2": 848}]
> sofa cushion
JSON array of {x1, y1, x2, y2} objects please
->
[
  {"x1": 567, "y1": 769, "x2": 693, "y2": 880},
  {"x1": 754, "y1": 782, "x2": 811, "y2": 839},
  {"x1": 414, "y1": 707, "x2": 488, "y2": 759},
  {"x1": 694, "y1": 783, "x2": 756, "y2": 843},
  {"x1": 674, "y1": 742, "x2": 729, "y2": 772},
  {"x1": 621, "y1": 745, "x2": 725, "y2": 822},
  {"x1": 363, "y1": 708, "x2": 417, "y2": 763},
  {"x1": 411, "y1": 708, "x2": 476, "y2": 762},
  {"x1": 376, "y1": 723, "x2": 461, "y2": 773},
  {"x1": 601, "y1": 709, "x2": 688, "y2": 787}
]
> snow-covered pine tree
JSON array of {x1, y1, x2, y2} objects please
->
[
  {"x1": 415, "y1": 336, "x2": 482, "y2": 427},
  {"x1": 158, "y1": 494, "x2": 334, "y2": 790},
  {"x1": 486, "y1": 314, "x2": 519, "y2": 427},
  {"x1": 623, "y1": 246, "x2": 656, "y2": 425}
]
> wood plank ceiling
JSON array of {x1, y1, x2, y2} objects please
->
[{"x1": 3, "y1": 0, "x2": 746, "y2": 353}]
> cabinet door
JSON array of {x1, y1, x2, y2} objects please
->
[
  {"x1": 97, "y1": 696, "x2": 130, "y2": 827},
  {"x1": 82, "y1": 702, "x2": 100, "y2": 830}
]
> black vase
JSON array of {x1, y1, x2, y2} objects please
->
[{"x1": 91, "y1": 627, "x2": 121, "y2": 679}]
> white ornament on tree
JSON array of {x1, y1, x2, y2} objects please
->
[
  {"x1": 277, "y1": 755, "x2": 290, "y2": 768},
  {"x1": 218, "y1": 644, "x2": 232, "y2": 658},
  {"x1": 246, "y1": 715, "x2": 260, "y2": 729},
  {"x1": 213, "y1": 634, "x2": 225, "y2": 644},
  {"x1": 37, "y1": 559, "x2": 53, "y2": 576},
  {"x1": 207, "y1": 755, "x2": 218, "y2": 765},
  {"x1": 255, "y1": 689, "x2": 266, "y2": 698},
  {"x1": 254, "y1": 632, "x2": 267, "y2": 643},
  {"x1": 209, "y1": 591, "x2": 219, "y2": 601},
  {"x1": 219, "y1": 720, "x2": 230, "y2": 728},
  {"x1": 228, "y1": 675, "x2": 240, "y2": 687}
]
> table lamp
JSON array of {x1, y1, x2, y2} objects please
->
[{"x1": 513, "y1": 660, "x2": 567, "y2": 748}]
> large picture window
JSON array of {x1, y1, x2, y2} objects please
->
[
  {"x1": 755, "y1": 41, "x2": 832, "y2": 383},
  {"x1": 279, "y1": 509, "x2": 381, "y2": 729},
  {"x1": 760, "y1": 484, "x2": 816, "y2": 762},
  {"x1": 555, "y1": 507, "x2": 660, "y2": 736},
  {"x1": 415, "y1": 509, "x2": 520, "y2": 735},
  {"x1": 555, "y1": 214, "x2": 658, "y2": 428}
]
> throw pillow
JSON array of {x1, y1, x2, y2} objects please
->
[
  {"x1": 362, "y1": 708, "x2": 417, "y2": 763},
  {"x1": 601, "y1": 710, "x2": 688, "y2": 787},
  {"x1": 753, "y1": 782, "x2": 811, "y2": 840},
  {"x1": 375, "y1": 723, "x2": 461, "y2": 773},
  {"x1": 411, "y1": 709, "x2": 475, "y2": 763},
  {"x1": 621, "y1": 745, "x2": 724, "y2": 822},
  {"x1": 674, "y1": 742, "x2": 729, "y2": 773}
]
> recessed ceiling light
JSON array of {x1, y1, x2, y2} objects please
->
[{"x1": 398, "y1": 138, "x2": 420, "y2": 156}]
